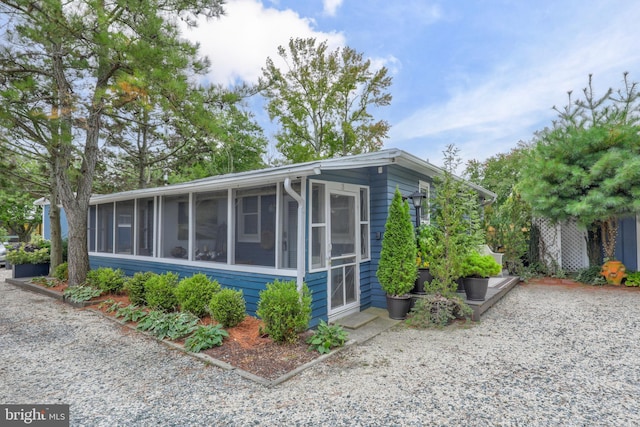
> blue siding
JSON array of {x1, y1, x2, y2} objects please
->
[
  {"x1": 89, "y1": 256, "x2": 295, "y2": 318},
  {"x1": 42, "y1": 204, "x2": 68, "y2": 240},
  {"x1": 305, "y1": 271, "x2": 328, "y2": 327},
  {"x1": 616, "y1": 216, "x2": 638, "y2": 271},
  {"x1": 368, "y1": 164, "x2": 436, "y2": 309}
]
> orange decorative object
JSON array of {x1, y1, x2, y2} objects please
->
[{"x1": 601, "y1": 260, "x2": 627, "y2": 285}]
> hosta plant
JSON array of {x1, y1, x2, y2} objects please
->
[
  {"x1": 306, "y1": 321, "x2": 348, "y2": 354},
  {"x1": 184, "y1": 325, "x2": 229, "y2": 352}
]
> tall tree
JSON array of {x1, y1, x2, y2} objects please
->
[
  {"x1": 260, "y1": 37, "x2": 392, "y2": 163},
  {"x1": 520, "y1": 73, "x2": 640, "y2": 261},
  {"x1": 0, "y1": 0, "x2": 225, "y2": 286}
]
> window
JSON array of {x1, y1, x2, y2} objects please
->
[
  {"x1": 419, "y1": 180, "x2": 431, "y2": 225},
  {"x1": 136, "y1": 198, "x2": 154, "y2": 256},
  {"x1": 97, "y1": 203, "x2": 114, "y2": 253},
  {"x1": 279, "y1": 181, "x2": 300, "y2": 269},
  {"x1": 115, "y1": 200, "x2": 134, "y2": 254},
  {"x1": 194, "y1": 191, "x2": 227, "y2": 263},
  {"x1": 310, "y1": 183, "x2": 326, "y2": 269},
  {"x1": 238, "y1": 195, "x2": 260, "y2": 242},
  {"x1": 161, "y1": 195, "x2": 189, "y2": 259},
  {"x1": 234, "y1": 186, "x2": 276, "y2": 267},
  {"x1": 360, "y1": 187, "x2": 370, "y2": 260},
  {"x1": 88, "y1": 205, "x2": 97, "y2": 252}
]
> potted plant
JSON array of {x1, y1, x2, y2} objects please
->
[
  {"x1": 7, "y1": 237, "x2": 51, "y2": 279},
  {"x1": 376, "y1": 187, "x2": 418, "y2": 319},
  {"x1": 460, "y1": 250, "x2": 502, "y2": 301},
  {"x1": 413, "y1": 223, "x2": 436, "y2": 294}
]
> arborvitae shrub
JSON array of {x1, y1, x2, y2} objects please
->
[
  {"x1": 145, "y1": 272, "x2": 180, "y2": 311},
  {"x1": 86, "y1": 267, "x2": 126, "y2": 294},
  {"x1": 124, "y1": 271, "x2": 158, "y2": 306},
  {"x1": 209, "y1": 288, "x2": 246, "y2": 327},
  {"x1": 256, "y1": 279, "x2": 311, "y2": 344},
  {"x1": 175, "y1": 273, "x2": 221, "y2": 317}
]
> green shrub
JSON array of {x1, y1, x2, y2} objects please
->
[
  {"x1": 175, "y1": 273, "x2": 221, "y2": 317},
  {"x1": 576, "y1": 265, "x2": 606, "y2": 286},
  {"x1": 53, "y1": 262, "x2": 68, "y2": 281},
  {"x1": 86, "y1": 267, "x2": 126, "y2": 294},
  {"x1": 6, "y1": 244, "x2": 50, "y2": 265},
  {"x1": 406, "y1": 295, "x2": 472, "y2": 328},
  {"x1": 306, "y1": 320, "x2": 348, "y2": 354},
  {"x1": 625, "y1": 271, "x2": 640, "y2": 287},
  {"x1": 145, "y1": 272, "x2": 180, "y2": 311},
  {"x1": 256, "y1": 279, "x2": 312, "y2": 344},
  {"x1": 184, "y1": 325, "x2": 229, "y2": 352},
  {"x1": 460, "y1": 251, "x2": 502, "y2": 278},
  {"x1": 115, "y1": 304, "x2": 148, "y2": 322},
  {"x1": 124, "y1": 271, "x2": 158, "y2": 306},
  {"x1": 64, "y1": 285, "x2": 103, "y2": 303},
  {"x1": 209, "y1": 288, "x2": 246, "y2": 327}
]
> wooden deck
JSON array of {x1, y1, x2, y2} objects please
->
[{"x1": 463, "y1": 276, "x2": 520, "y2": 321}]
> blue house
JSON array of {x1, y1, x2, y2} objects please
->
[{"x1": 43, "y1": 149, "x2": 496, "y2": 325}]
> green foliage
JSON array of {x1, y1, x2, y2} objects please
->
[
  {"x1": 521, "y1": 73, "x2": 640, "y2": 260},
  {"x1": 184, "y1": 325, "x2": 229, "y2": 352},
  {"x1": 175, "y1": 273, "x2": 221, "y2": 317},
  {"x1": 429, "y1": 145, "x2": 484, "y2": 293},
  {"x1": 0, "y1": 190, "x2": 42, "y2": 243},
  {"x1": 576, "y1": 265, "x2": 607, "y2": 286},
  {"x1": 144, "y1": 272, "x2": 180, "y2": 312},
  {"x1": 85, "y1": 267, "x2": 126, "y2": 294},
  {"x1": 63, "y1": 285, "x2": 103, "y2": 303},
  {"x1": 260, "y1": 37, "x2": 392, "y2": 163},
  {"x1": 136, "y1": 311, "x2": 200, "y2": 341},
  {"x1": 376, "y1": 187, "x2": 418, "y2": 296},
  {"x1": 115, "y1": 305, "x2": 148, "y2": 322},
  {"x1": 625, "y1": 272, "x2": 640, "y2": 287},
  {"x1": 124, "y1": 271, "x2": 158, "y2": 306},
  {"x1": 416, "y1": 224, "x2": 437, "y2": 268},
  {"x1": 209, "y1": 288, "x2": 246, "y2": 328},
  {"x1": 256, "y1": 279, "x2": 312, "y2": 344},
  {"x1": 406, "y1": 295, "x2": 472, "y2": 328},
  {"x1": 306, "y1": 321, "x2": 348, "y2": 354},
  {"x1": 53, "y1": 262, "x2": 68, "y2": 281},
  {"x1": 461, "y1": 251, "x2": 502, "y2": 278},
  {"x1": 6, "y1": 238, "x2": 51, "y2": 265}
]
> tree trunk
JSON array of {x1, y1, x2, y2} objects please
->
[
  {"x1": 601, "y1": 217, "x2": 618, "y2": 261},
  {"x1": 49, "y1": 201, "x2": 63, "y2": 274}
]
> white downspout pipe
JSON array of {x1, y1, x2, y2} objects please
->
[{"x1": 284, "y1": 177, "x2": 305, "y2": 293}]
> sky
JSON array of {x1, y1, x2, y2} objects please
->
[{"x1": 182, "y1": 0, "x2": 640, "y2": 167}]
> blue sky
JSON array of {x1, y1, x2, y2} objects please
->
[{"x1": 184, "y1": 0, "x2": 640, "y2": 166}]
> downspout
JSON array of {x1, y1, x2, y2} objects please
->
[{"x1": 284, "y1": 177, "x2": 305, "y2": 293}]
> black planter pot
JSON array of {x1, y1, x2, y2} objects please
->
[
  {"x1": 412, "y1": 268, "x2": 433, "y2": 294},
  {"x1": 12, "y1": 263, "x2": 50, "y2": 279},
  {"x1": 463, "y1": 277, "x2": 489, "y2": 301},
  {"x1": 386, "y1": 295, "x2": 412, "y2": 320},
  {"x1": 455, "y1": 277, "x2": 465, "y2": 294}
]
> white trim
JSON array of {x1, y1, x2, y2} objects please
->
[
  {"x1": 637, "y1": 214, "x2": 640, "y2": 269},
  {"x1": 88, "y1": 252, "x2": 298, "y2": 277}
]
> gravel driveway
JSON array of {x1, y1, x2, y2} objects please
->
[{"x1": 2, "y1": 268, "x2": 640, "y2": 426}]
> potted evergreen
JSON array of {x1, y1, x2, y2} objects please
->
[
  {"x1": 460, "y1": 250, "x2": 502, "y2": 301},
  {"x1": 413, "y1": 223, "x2": 436, "y2": 294},
  {"x1": 377, "y1": 187, "x2": 418, "y2": 319}
]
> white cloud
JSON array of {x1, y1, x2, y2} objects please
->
[
  {"x1": 390, "y1": 7, "x2": 640, "y2": 165},
  {"x1": 323, "y1": 0, "x2": 343, "y2": 17},
  {"x1": 182, "y1": 0, "x2": 345, "y2": 86}
]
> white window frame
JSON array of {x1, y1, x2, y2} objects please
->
[
  {"x1": 238, "y1": 194, "x2": 261, "y2": 243},
  {"x1": 419, "y1": 180, "x2": 431, "y2": 225}
]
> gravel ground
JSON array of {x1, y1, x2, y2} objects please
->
[{"x1": 2, "y1": 268, "x2": 640, "y2": 426}]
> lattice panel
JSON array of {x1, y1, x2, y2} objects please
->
[
  {"x1": 535, "y1": 217, "x2": 562, "y2": 271},
  {"x1": 560, "y1": 219, "x2": 588, "y2": 272}
]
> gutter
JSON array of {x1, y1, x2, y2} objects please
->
[{"x1": 284, "y1": 177, "x2": 306, "y2": 294}]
